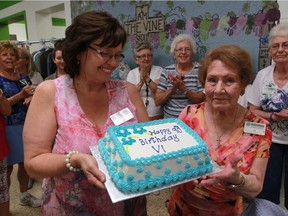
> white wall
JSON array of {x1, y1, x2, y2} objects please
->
[
  {"x1": 279, "y1": 1, "x2": 288, "y2": 23},
  {"x1": 0, "y1": 0, "x2": 71, "y2": 52},
  {"x1": 8, "y1": 23, "x2": 27, "y2": 41}
]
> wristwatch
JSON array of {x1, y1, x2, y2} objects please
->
[{"x1": 146, "y1": 78, "x2": 152, "y2": 85}]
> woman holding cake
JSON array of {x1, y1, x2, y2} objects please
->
[
  {"x1": 155, "y1": 34, "x2": 205, "y2": 118},
  {"x1": 167, "y1": 45, "x2": 272, "y2": 215},
  {"x1": 23, "y1": 11, "x2": 148, "y2": 215}
]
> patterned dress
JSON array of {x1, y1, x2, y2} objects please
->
[
  {"x1": 42, "y1": 75, "x2": 146, "y2": 216},
  {"x1": 167, "y1": 103, "x2": 272, "y2": 216}
]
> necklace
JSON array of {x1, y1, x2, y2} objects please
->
[
  {"x1": 144, "y1": 81, "x2": 149, "y2": 107},
  {"x1": 212, "y1": 106, "x2": 238, "y2": 145}
]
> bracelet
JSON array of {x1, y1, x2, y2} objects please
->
[
  {"x1": 227, "y1": 172, "x2": 247, "y2": 189},
  {"x1": 269, "y1": 112, "x2": 275, "y2": 122},
  {"x1": 65, "y1": 151, "x2": 82, "y2": 172}
]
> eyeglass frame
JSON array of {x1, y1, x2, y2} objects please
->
[
  {"x1": 136, "y1": 54, "x2": 153, "y2": 60},
  {"x1": 174, "y1": 47, "x2": 193, "y2": 53},
  {"x1": 87, "y1": 45, "x2": 125, "y2": 62},
  {"x1": 269, "y1": 41, "x2": 288, "y2": 52}
]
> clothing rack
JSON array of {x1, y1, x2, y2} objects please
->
[{"x1": 13, "y1": 37, "x2": 64, "y2": 46}]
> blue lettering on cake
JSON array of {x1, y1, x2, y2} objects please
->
[
  {"x1": 152, "y1": 145, "x2": 166, "y2": 153},
  {"x1": 139, "y1": 134, "x2": 180, "y2": 146},
  {"x1": 172, "y1": 125, "x2": 182, "y2": 133},
  {"x1": 149, "y1": 128, "x2": 172, "y2": 136}
]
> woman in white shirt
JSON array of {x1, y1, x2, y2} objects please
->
[{"x1": 127, "y1": 41, "x2": 164, "y2": 120}]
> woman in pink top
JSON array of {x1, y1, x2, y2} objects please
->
[
  {"x1": 167, "y1": 45, "x2": 272, "y2": 215},
  {"x1": 23, "y1": 11, "x2": 149, "y2": 215}
]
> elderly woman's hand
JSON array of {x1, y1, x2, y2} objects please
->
[
  {"x1": 198, "y1": 150, "x2": 244, "y2": 187},
  {"x1": 273, "y1": 109, "x2": 288, "y2": 121}
]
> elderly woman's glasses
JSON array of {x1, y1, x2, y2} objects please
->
[
  {"x1": 270, "y1": 42, "x2": 288, "y2": 52},
  {"x1": 175, "y1": 48, "x2": 192, "y2": 53},
  {"x1": 136, "y1": 54, "x2": 153, "y2": 59},
  {"x1": 88, "y1": 46, "x2": 125, "y2": 62}
]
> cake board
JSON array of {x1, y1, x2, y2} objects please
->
[{"x1": 90, "y1": 146, "x2": 222, "y2": 203}]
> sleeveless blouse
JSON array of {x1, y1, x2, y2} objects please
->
[
  {"x1": 168, "y1": 103, "x2": 272, "y2": 216},
  {"x1": 42, "y1": 75, "x2": 141, "y2": 216}
]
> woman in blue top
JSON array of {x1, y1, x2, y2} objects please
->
[{"x1": 0, "y1": 41, "x2": 41, "y2": 208}]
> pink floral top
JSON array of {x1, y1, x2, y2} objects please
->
[
  {"x1": 42, "y1": 75, "x2": 145, "y2": 216},
  {"x1": 167, "y1": 103, "x2": 272, "y2": 216}
]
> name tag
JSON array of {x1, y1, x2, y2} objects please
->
[
  {"x1": 244, "y1": 122, "x2": 266, "y2": 136},
  {"x1": 110, "y1": 108, "x2": 134, "y2": 126}
]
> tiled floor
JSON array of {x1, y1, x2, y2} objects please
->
[
  {"x1": 9, "y1": 165, "x2": 172, "y2": 216},
  {"x1": 9, "y1": 166, "x2": 287, "y2": 215}
]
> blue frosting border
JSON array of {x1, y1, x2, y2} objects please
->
[{"x1": 99, "y1": 118, "x2": 213, "y2": 193}]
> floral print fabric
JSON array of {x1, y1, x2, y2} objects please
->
[
  {"x1": 167, "y1": 103, "x2": 272, "y2": 216},
  {"x1": 41, "y1": 75, "x2": 145, "y2": 216}
]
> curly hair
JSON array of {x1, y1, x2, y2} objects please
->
[{"x1": 0, "y1": 40, "x2": 19, "y2": 60}]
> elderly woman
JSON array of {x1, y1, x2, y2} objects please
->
[
  {"x1": 248, "y1": 23, "x2": 288, "y2": 209},
  {"x1": 155, "y1": 34, "x2": 204, "y2": 118},
  {"x1": 167, "y1": 45, "x2": 272, "y2": 216},
  {"x1": 127, "y1": 41, "x2": 164, "y2": 120},
  {"x1": 0, "y1": 41, "x2": 41, "y2": 208}
]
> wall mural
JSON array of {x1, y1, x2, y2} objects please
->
[{"x1": 71, "y1": 0, "x2": 280, "y2": 75}]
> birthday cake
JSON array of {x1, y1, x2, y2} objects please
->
[{"x1": 98, "y1": 118, "x2": 213, "y2": 194}]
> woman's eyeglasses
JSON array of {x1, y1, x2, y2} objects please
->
[
  {"x1": 88, "y1": 46, "x2": 125, "y2": 62},
  {"x1": 175, "y1": 48, "x2": 192, "y2": 53},
  {"x1": 136, "y1": 54, "x2": 153, "y2": 60},
  {"x1": 269, "y1": 42, "x2": 288, "y2": 52}
]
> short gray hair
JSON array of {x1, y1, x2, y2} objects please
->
[
  {"x1": 133, "y1": 41, "x2": 153, "y2": 58},
  {"x1": 170, "y1": 34, "x2": 197, "y2": 55},
  {"x1": 268, "y1": 23, "x2": 288, "y2": 46}
]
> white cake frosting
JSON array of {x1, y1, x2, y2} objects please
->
[{"x1": 98, "y1": 118, "x2": 213, "y2": 193}]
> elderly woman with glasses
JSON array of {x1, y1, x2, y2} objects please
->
[
  {"x1": 155, "y1": 34, "x2": 205, "y2": 118},
  {"x1": 127, "y1": 41, "x2": 165, "y2": 120},
  {"x1": 23, "y1": 11, "x2": 148, "y2": 215},
  {"x1": 248, "y1": 23, "x2": 288, "y2": 209}
]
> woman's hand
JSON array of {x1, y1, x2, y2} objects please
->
[
  {"x1": 198, "y1": 151, "x2": 244, "y2": 187},
  {"x1": 73, "y1": 153, "x2": 107, "y2": 190},
  {"x1": 21, "y1": 85, "x2": 35, "y2": 98},
  {"x1": 273, "y1": 109, "x2": 288, "y2": 121}
]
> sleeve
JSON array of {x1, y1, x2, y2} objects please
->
[
  {"x1": 247, "y1": 72, "x2": 262, "y2": 107},
  {"x1": 157, "y1": 69, "x2": 169, "y2": 91},
  {"x1": 126, "y1": 69, "x2": 137, "y2": 85}
]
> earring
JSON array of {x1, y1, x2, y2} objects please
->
[{"x1": 77, "y1": 59, "x2": 80, "y2": 65}]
